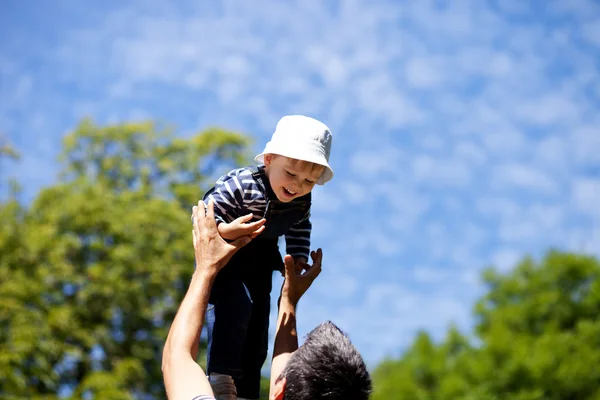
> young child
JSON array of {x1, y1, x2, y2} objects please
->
[{"x1": 200, "y1": 115, "x2": 334, "y2": 400}]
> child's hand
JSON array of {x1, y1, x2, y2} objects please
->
[
  {"x1": 294, "y1": 257, "x2": 309, "y2": 275},
  {"x1": 277, "y1": 257, "x2": 307, "y2": 277},
  {"x1": 218, "y1": 214, "x2": 266, "y2": 241}
]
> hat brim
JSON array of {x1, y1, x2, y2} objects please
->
[{"x1": 254, "y1": 151, "x2": 334, "y2": 185}]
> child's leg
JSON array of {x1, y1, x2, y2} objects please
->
[
  {"x1": 234, "y1": 270, "x2": 273, "y2": 399},
  {"x1": 205, "y1": 275, "x2": 253, "y2": 392}
]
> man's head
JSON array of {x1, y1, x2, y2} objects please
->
[
  {"x1": 274, "y1": 321, "x2": 372, "y2": 400},
  {"x1": 264, "y1": 154, "x2": 325, "y2": 202},
  {"x1": 255, "y1": 115, "x2": 334, "y2": 187}
]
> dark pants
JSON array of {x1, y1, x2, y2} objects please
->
[{"x1": 205, "y1": 238, "x2": 282, "y2": 399}]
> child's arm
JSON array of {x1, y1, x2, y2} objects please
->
[
  {"x1": 218, "y1": 214, "x2": 265, "y2": 241},
  {"x1": 204, "y1": 173, "x2": 265, "y2": 240},
  {"x1": 204, "y1": 173, "x2": 245, "y2": 225},
  {"x1": 285, "y1": 217, "x2": 312, "y2": 264}
]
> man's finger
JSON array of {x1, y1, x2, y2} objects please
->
[
  {"x1": 311, "y1": 248, "x2": 323, "y2": 267},
  {"x1": 305, "y1": 249, "x2": 323, "y2": 279},
  {"x1": 192, "y1": 205, "x2": 198, "y2": 226},
  {"x1": 303, "y1": 261, "x2": 322, "y2": 281},
  {"x1": 195, "y1": 201, "x2": 206, "y2": 227},
  {"x1": 204, "y1": 200, "x2": 214, "y2": 225},
  {"x1": 283, "y1": 255, "x2": 295, "y2": 280}
]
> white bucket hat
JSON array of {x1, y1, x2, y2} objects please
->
[{"x1": 254, "y1": 115, "x2": 334, "y2": 185}]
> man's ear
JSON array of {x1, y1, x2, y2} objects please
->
[{"x1": 271, "y1": 376, "x2": 286, "y2": 400}]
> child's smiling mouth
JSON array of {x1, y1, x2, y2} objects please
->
[{"x1": 283, "y1": 187, "x2": 297, "y2": 197}]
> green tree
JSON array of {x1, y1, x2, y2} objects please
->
[
  {"x1": 0, "y1": 119, "x2": 252, "y2": 399},
  {"x1": 0, "y1": 133, "x2": 19, "y2": 160},
  {"x1": 0, "y1": 134, "x2": 20, "y2": 200},
  {"x1": 260, "y1": 376, "x2": 270, "y2": 399},
  {"x1": 473, "y1": 251, "x2": 600, "y2": 400},
  {"x1": 372, "y1": 250, "x2": 600, "y2": 400}
]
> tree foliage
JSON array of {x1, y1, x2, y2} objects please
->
[
  {"x1": 372, "y1": 251, "x2": 600, "y2": 400},
  {"x1": 0, "y1": 119, "x2": 252, "y2": 399},
  {"x1": 0, "y1": 133, "x2": 19, "y2": 161}
]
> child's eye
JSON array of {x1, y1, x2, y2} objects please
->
[
  {"x1": 286, "y1": 171, "x2": 296, "y2": 177},
  {"x1": 305, "y1": 179, "x2": 314, "y2": 184}
]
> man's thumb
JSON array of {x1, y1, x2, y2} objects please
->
[{"x1": 283, "y1": 255, "x2": 295, "y2": 277}]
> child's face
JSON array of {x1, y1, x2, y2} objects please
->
[{"x1": 264, "y1": 155, "x2": 325, "y2": 202}]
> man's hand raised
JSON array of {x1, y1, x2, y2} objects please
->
[{"x1": 281, "y1": 249, "x2": 323, "y2": 306}]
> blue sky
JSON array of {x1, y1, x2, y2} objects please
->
[{"x1": 2, "y1": 0, "x2": 600, "y2": 368}]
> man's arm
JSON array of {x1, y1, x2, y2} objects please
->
[
  {"x1": 162, "y1": 270, "x2": 217, "y2": 399},
  {"x1": 269, "y1": 249, "x2": 323, "y2": 398},
  {"x1": 162, "y1": 200, "x2": 250, "y2": 400},
  {"x1": 269, "y1": 292, "x2": 299, "y2": 394}
]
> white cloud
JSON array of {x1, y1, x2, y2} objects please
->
[
  {"x1": 551, "y1": 0, "x2": 600, "y2": 20},
  {"x1": 373, "y1": 231, "x2": 403, "y2": 255},
  {"x1": 454, "y1": 140, "x2": 487, "y2": 166},
  {"x1": 572, "y1": 125, "x2": 600, "y2": 165},
  {"x1": 411, "y1": 154, "x2": 472, "y2": 187},
  {"x1": 340, "y1": 181, "x2": 367, "y2": 205},
  {"x1": 482, "y1": 128, "x2": 528, "y2": 158},
  {"x1": 310, "y1": 187, "x2": 343, "y2": 213},
  {"x1": 573, "y1": 178, "x2": 600, "y2": 217},
  {"x1": 411, "y1": 265, "x2": 447, "y2": 284},
  {"x1": 355, "y1": 73, "x2": 425, "y2": 127},
  {"x1": 535, "y1": 135, "x2": 568, "y2": 171},
  {"x1": 492, "y1": 163, "x2": 558, "y2": 194},
  {"x1": 491, "y1": 248, "x2": 524, "y2": 272},
  {"x1": 350, "y1": 148, "x2": 402, "y2": 178},
  {"x1": 515, "y1": 95, "x2": 581, "y2": 126},
  {"x1": 405, "y1": 57, "x2": 444, "y2": 89},
  {"x1": 476, "y1": 196, "x2": 521, "y2": 220}
]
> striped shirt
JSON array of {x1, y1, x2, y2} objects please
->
[{"x1": 204, "y1": 167, "x2": 312, "y2": 260}]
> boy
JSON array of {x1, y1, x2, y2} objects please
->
[{"x1": 200, "y1": 115, "x2": 334, "y2": 400}]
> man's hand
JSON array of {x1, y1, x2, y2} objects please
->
[
  {"x1": 217, "y1": 213, "x2": 266, "y2": 241},
  {"x1": 192, "y1": 200, "x2": 253, "y2": 274},
  {"x1": 294, "y1": 256, "x2": 308, "y2": 274},
  {"x1": 270, "y1": 249, "x2": 323, "y2": 397},
  {"x1": 281, "y1": 249, "x2": 323, "y2": 306}
]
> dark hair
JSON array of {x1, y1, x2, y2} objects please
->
[{"x1": 280, "y1": 321, "x2": 372, "y2": 399}]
